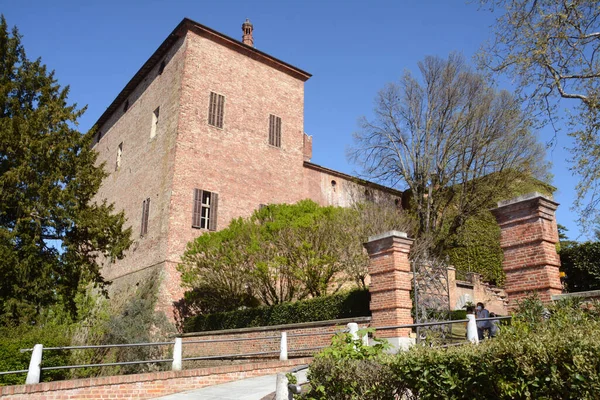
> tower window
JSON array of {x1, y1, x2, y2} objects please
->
[
  {"x1": 123, "y1": 99, "x2": 129, "y2": 112},
  {"x1": 150, "y1": 107, "x2": 160, "y2": 138},
  {"x1": 116, "y1": 142, "x2": 123, "y2": 170},
  {"x1": 208, "y1": 92, "x2": 225, "y2": 128},
  {"x1": 269, "y1": 114, "x2": 281, "y2": 147},
  {"x1": 192, "y1": 189, "x2": 219, "y2": 231},
  {"x1": 141, "y1": 198, "x2": 150, "y2": 236},
  {"x1": 158, "y1": 60, "x2": 166, "y2": 75}
]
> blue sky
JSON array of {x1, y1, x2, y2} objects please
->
[{"x1": 2, "y1": 0, "x2": 585, "y2": 240}]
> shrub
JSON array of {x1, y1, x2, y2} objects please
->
[
  {"x1": 300, "y1": 297, "x2": 600, "y2": 399},
  {"x1": 184, "y1": 289, "x2": 370, "y2": 332},
  {"x1": 559, "y1": 241, "x2": 600, "y2": 292},
  {"x1": 300, "y1": 329, "x2": 395, "y2": 400},
  {"x1": 0, "y1": 324, "x2": 72, "y2": 386}
]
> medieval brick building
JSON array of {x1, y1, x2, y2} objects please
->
[{"x1": 92, "y1": 18, "x2": 403, "y2": 314}]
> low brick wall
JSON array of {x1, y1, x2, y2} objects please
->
[
  {"x1": 181, "y1": 317, "x2": 372, "y2": 359},
  {"x1": 0, "y1": 358, "x2": 311, "y2": 399}
]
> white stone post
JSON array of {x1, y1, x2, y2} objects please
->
[
  {"x1": 466, "y1": 314, "x2": 479, "y2": 344},
  {"x1": 25, "y1": 344, "x2": 43, "y2": 384},
  {"x1": 275, "y1": 372, "x2": 289, "y2": 400},
  {"x1": 347, "y1": 322, "x2": 359, "y2": 341},
  {"x1": 172, "y1": 337, "x2": 183, "y2": 371},
  {"x1": 279, "y1": 331, "x2": 288, "y2": 361}
]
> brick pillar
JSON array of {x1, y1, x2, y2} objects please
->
[
  {"x1": 447, "y1": 266, "x2": 457, "y2": 310},
  {"x1": 490, "y1": 193, "x2": 562, "y2": 307},
  {"x1": 364, "y1": 231, "x2": 415, "y2": 350}
]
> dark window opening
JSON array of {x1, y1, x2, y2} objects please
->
[
  {"x1": 269, "y1": 114, "x2": 281, "y2": 147},
  {"x1": 123, "y1": 99, "x2": 129, "y2": 112},
  {"x1": 208, "y1": 92, "x2": 225, "y2": 128},
  {"x1": 158, "y1": 60, "x2": 166, "y2": 75},
  {"x1": 141, "y1": 198, "x2": 150, "y2": 236},
  {"x1": 192, "y1": 189, "x2": 219, "y2": 231}
]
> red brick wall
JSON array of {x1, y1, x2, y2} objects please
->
[
  {"x1": 0, "y1": 358, "x2": 310, "y2": 400},
  {"x1": 91, "y1": 22, "x2": 404, "y2": 318},
  {"x1": 491, "y1": 195, "x2": 562, "y2": 306},
  {"x1": 182, "y1": 317, "x2": 371, "y2": 359},
  {"x1": 94, "y1": 36, "x2": 186, "y2": 284}
]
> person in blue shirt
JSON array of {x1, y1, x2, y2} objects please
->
[{"x1": 475, "y1": 302, "x2": 491, "y2": 340}]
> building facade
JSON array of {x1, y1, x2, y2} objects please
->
[{"x1": 93, "y1": 18, "x2": 403, "y2": 315}]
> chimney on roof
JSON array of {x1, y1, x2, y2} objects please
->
[{"x1": 242, "y1": 18, "x2": 254, "y2": 47}]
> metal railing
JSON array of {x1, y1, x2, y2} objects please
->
[{"x1": 0, "y1": 315, "x2": 511, "y2": 385}]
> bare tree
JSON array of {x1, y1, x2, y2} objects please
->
[
  {"x1": 478, "y1": 0, "x2": 600, "y2": 228},
  {"x1": 350, "y1": 54, "x2": 547, "y2": 250}
]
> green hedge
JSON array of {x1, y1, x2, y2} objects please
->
[
  {"x1": 301, "y1": 297, "x2": 600, "y2": 399},
  {"x1": 184, "y1": 289, "x2": 370, "y2": 332},
  {"x1": 0, "y1": 324, "x2": 72, "y2": 386}
]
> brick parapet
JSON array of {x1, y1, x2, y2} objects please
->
[
  {"x1": 0, "y1": 358, "x2": 311, "y2": 399},
  {"x1": 490, "y1": 194, "x2": 562, "y2": 308}
]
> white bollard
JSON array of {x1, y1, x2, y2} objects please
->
[
  {"x1": 172, "y1": 337, "x2": 183, "y2": 371},
  {"x1": 347, "y1": 322, "x2": 359, "y2": 341},
  {"x1": 279, "y1": 331, "x2": 288, "y2": 361},
  {"x1": 466, "y1": 314, "x2": 479, "y2": 344},
  {"x1": 25, "y1": 344, "x2": 43, "y2": 384},
  {"x1": 275, "y1": 372, "x2": 289, "y2": 400}
]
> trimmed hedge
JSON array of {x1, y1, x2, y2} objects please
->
[
  {"x1": 0, "y1": 324, "x2": 72, "y2": 386},
  {"x1": 183, "y1": 289, "x2": 370, "y2": 332},
  {"x1": 301, "y1": 297, "x2": 600, "y2": 400}
]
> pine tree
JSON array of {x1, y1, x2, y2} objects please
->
[{"x1": 0, "y1": 16, "x2": 132, "y2": 325}]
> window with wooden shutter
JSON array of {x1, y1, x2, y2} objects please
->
[
  {"x1": 141, "y1": 198, "x2": 150, "y2": 236},
  {"x1": 192, "y1": 189, "x2": 219, "y2": 231},
  {"x1": 208, "y1": 92, "x2": 225, "y2": 128},
  {"x1": 269, "y1": 114, "x2": 281, "y2": 147}
]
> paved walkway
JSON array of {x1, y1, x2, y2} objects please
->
[
  {"x1": 154, "y1": 374, "x2": 276, "y2": 400},
  {"x1": 155, "y1": 369, "x2": 307, "y2": 400}
]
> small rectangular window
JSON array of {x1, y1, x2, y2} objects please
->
[
  {"x1": 141, "y1": 198, "x2": 150, "y2": 236},
  {"x1": 208, "y1": 92, "x2": 225, "y2": 128},
  {"x1": 150, "y1": 107, "x2": 160, "y2": 138},
  {"x1": 116, "y1": 142, "x2": 123, "y2": 170},
  {"x1": 269, "y1": 114, "x2": 281, "y2": 147},
  {"x1": 192, "y1": 189, "x2": 219, "y2": 231}
]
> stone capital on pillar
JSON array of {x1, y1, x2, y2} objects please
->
[
  {"x1": 364, "y1": 231, "x2": 415, "y2": 350},
  {"x1": 490, "y1": 192, "x2": 562, "y2": 307}
]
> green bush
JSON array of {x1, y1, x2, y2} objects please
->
[
  {"x1": 300, "y1": 297, "x2": 600, "y2": 399},
  {"x1": 184, "y1": 289, "x2": 370, "y2": 332},
  {"x1": 559, "y1": 241, "x2": 600, "y2": 292},
  {"x1": 0, "y1": 324, "x2": 72, "y2": 386}
]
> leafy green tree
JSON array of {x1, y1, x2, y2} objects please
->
[
  {"x1": 0, "y1": 16, "x2": 132, "y2": 325},
  {"x1": 560, "y1": 241, "x2": 600, "y2": 292},
  {"x1": 178, "y1": 200, "x2": 410, "y2": 317},
  {"x1": 478, "y1": 0, "x2": 600, "y2": 229}
]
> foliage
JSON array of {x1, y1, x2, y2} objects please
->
[
  {"x1": 445, "y1": 176, "x2": 553, "y2": 284},
  {"x1": 477, "y1": 0, "x2": 600, "y2": 229},
  {"x1": 178, "y1": 200, "x2": 409, "y2": 315},
  {"x1": 183, "y1": 289, "x2": 370, "y2": 333},
  {"x1": 0, "y1": 16, "x2": 132, "y2": 325},
  {"x1": 299, "y1": 330, "x2": 394, "y2": 400},
  {"x1": 446, "y1": 211, "x2": 504, "y2": 285},
  {"x1": 0, "y1": 323, "x2": 72, "y2": 386},
  {"x1": 300, "y1": 296, "x2": 600, "y2": 399},
  {"x1": 350, "y1": 53, "x2": 548, "y2": 254},
  {"x1": 560, "y1": 241, "x2": 600, "y2": 292},
  {"x1": 69, "y1": 270, "x2": 174, "y2": 377}
]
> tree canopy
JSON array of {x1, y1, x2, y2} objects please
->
[
  {"x1": 350, "y1": 53, "x2": 548, "y2": 251},
  {"x1": 177, "y1": 200, "x2": 409, "y2": 319},
  {"x1": 478, "y1": 0, "x2": 600, "y2": 229},
  {"x1": 0, "y1": 16, "x2": 131, "y2": 325}
]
